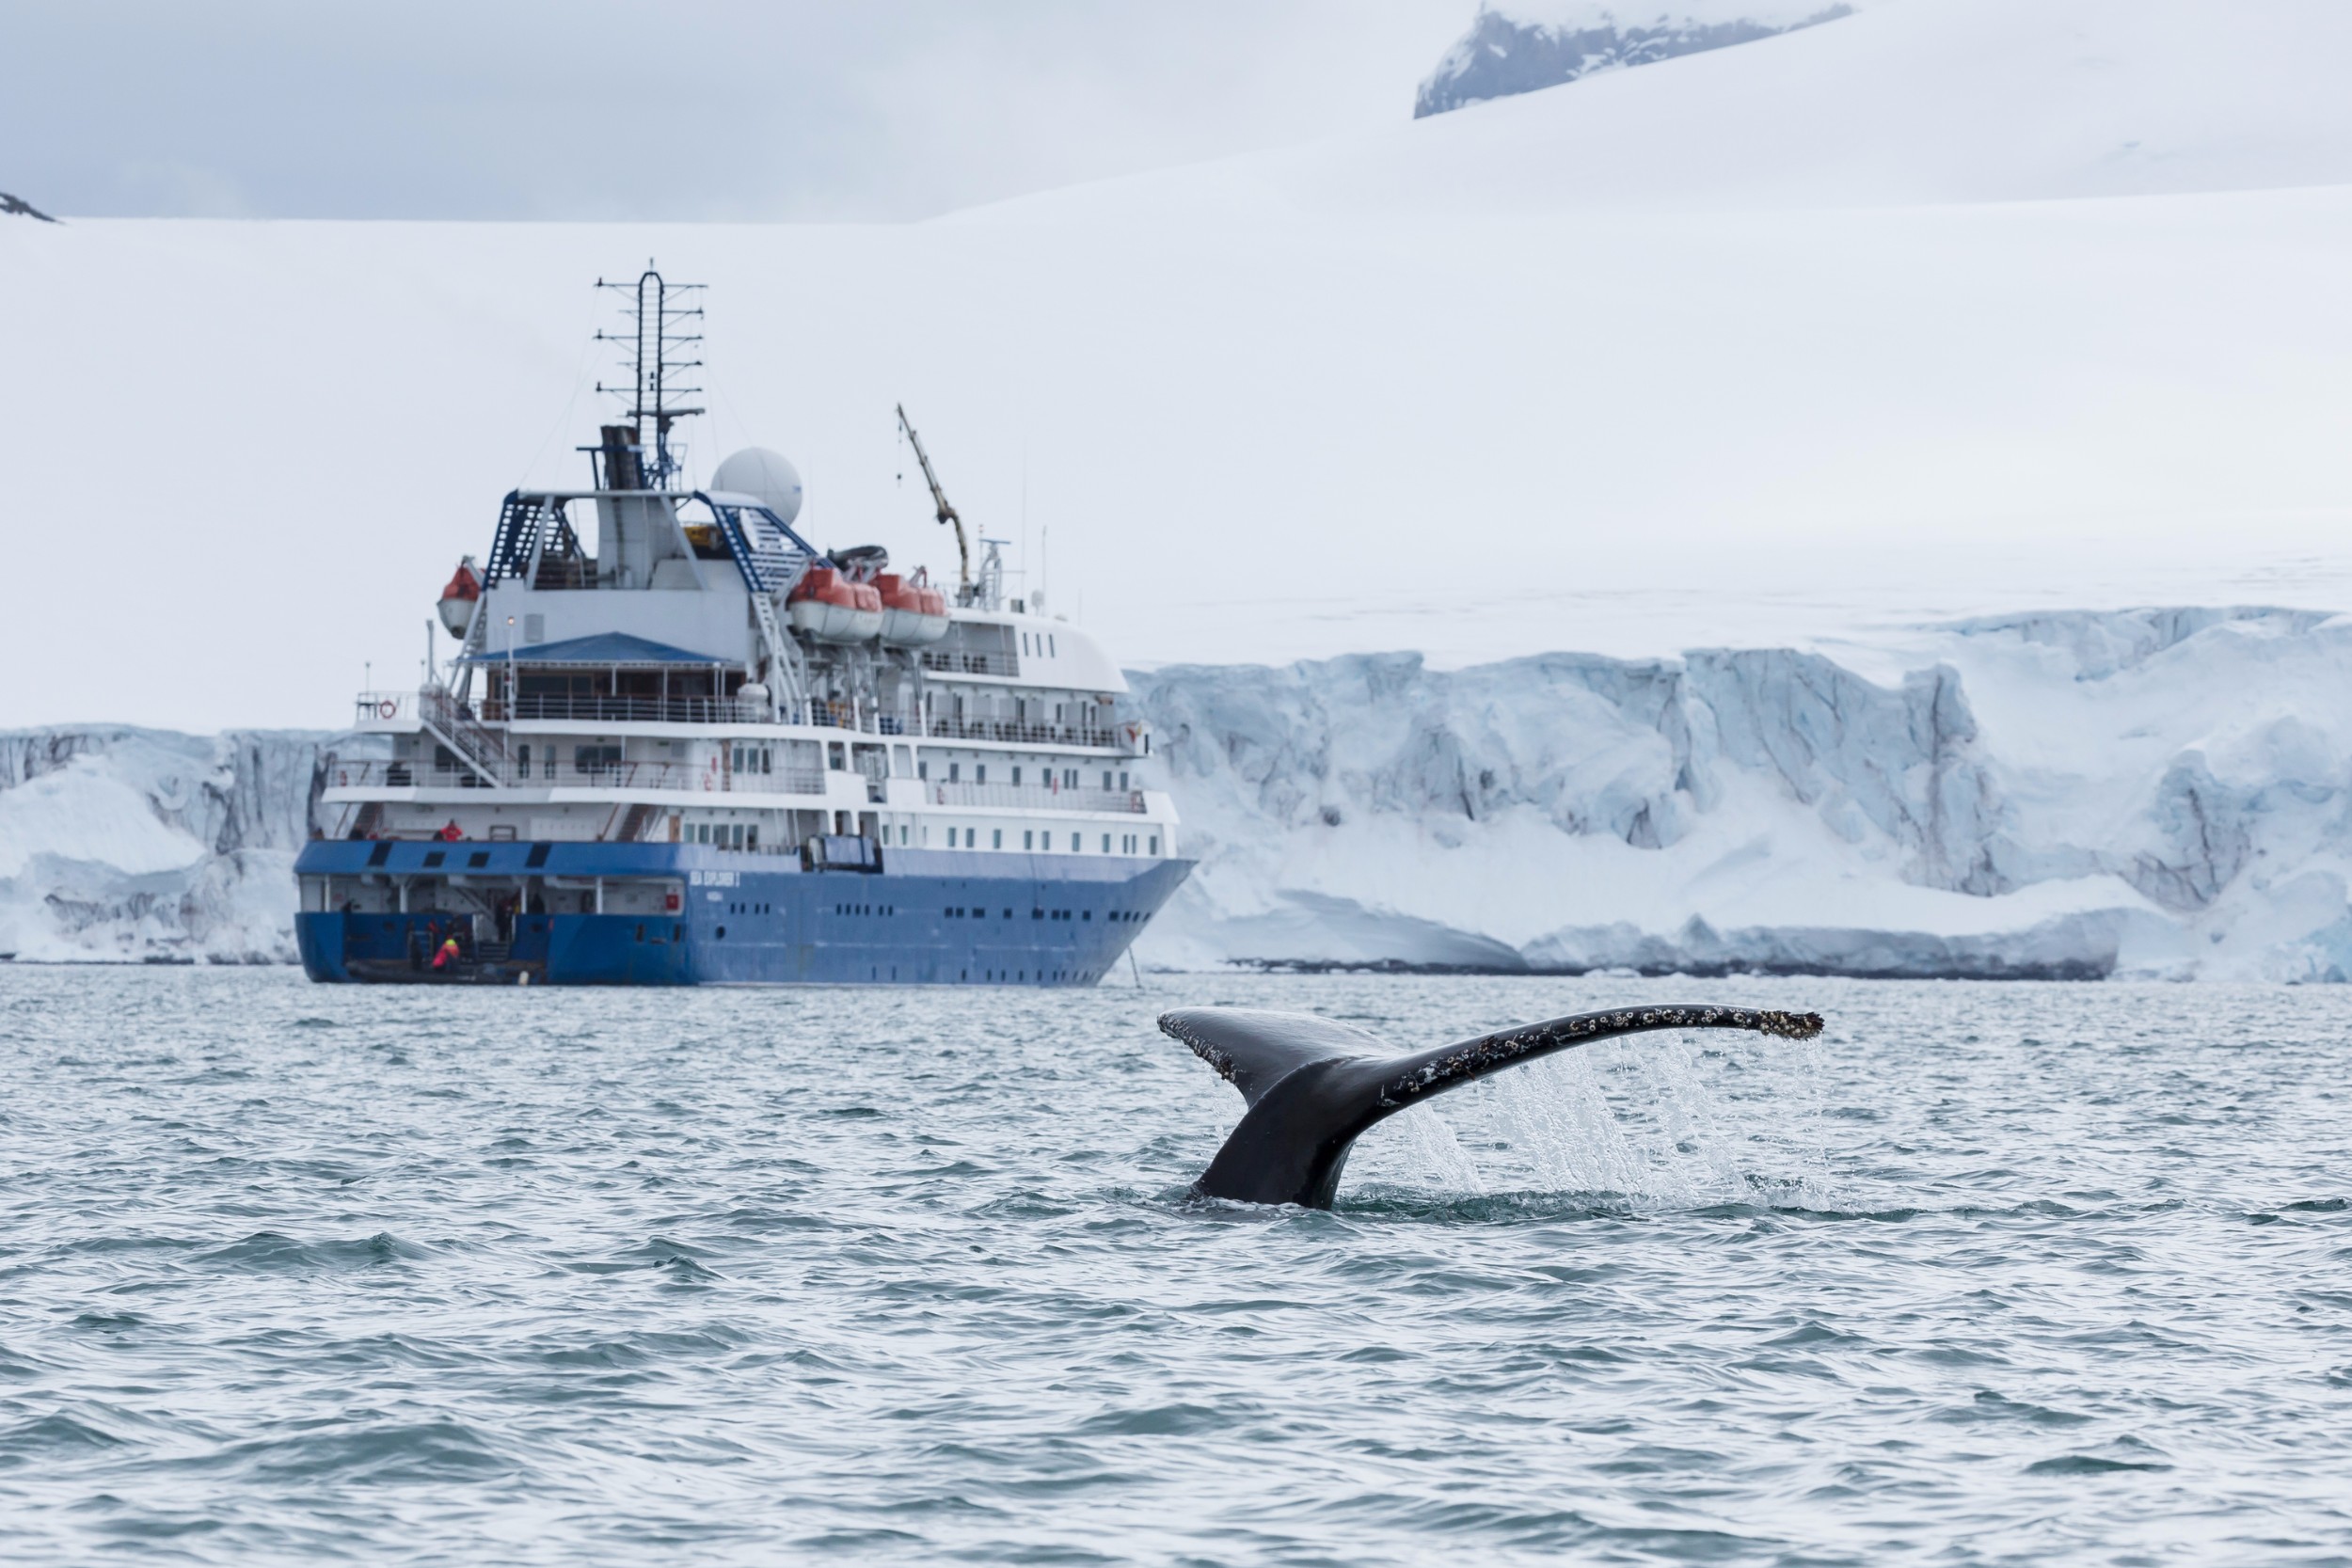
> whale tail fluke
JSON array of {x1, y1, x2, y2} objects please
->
[{"x1": 1160, "y1": 1004, "x2": 1824, "y2": 1210}]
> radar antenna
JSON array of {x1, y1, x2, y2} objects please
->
[
  {"x1": 896, "y1": 404, "x2": 973, "y2": 603},
  {"x1": 596, "y1": 263, "x2": 704, "y2": 489}
]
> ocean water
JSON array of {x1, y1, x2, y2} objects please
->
[{"x1": 1, "y1": 967, "x2": 2347, "y2": 1565}]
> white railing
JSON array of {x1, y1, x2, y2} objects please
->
[
  {"x1": 922, "y1": 716, "x2": 1144, "y2": 752},
  {"x1": 355, "y1": 690, "x2": 419, "y2": 725},
  {"x1": 326, "y1": 758, "x2": 832, "y2": 797},
  {"x1": 927, "y1": 781, "x2": 1147, "y2": 815},
  {"x1": 354, "y1": 689, "x2": 1147, "y2": 753}
]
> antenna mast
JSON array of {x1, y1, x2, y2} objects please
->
[
  {"x1": 596, "y1": 263, "x2": 705, "y2": 489},
  {"x1": 897, "y1": 403, "x2": 973, "y2": 602}
]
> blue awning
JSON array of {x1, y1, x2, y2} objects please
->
[{"x1": 461, "y1": 631, "x2": 729, "y2": 667}]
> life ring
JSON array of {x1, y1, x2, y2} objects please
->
[{"x1": 378, "y1": 700, "x2": 398, "y2": 720}]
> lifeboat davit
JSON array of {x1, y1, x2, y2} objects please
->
[
  {"x1": 437, "y1": 556, "x2": 481, "y2": 638},
  {"x1": 875, "y1": 572, "x2": 949, "y2": 647},
  {"x1": 787, "y1": 564, "x2": 884, "y2": 643}
]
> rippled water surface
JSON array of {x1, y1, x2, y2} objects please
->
[{"x1": 3, "y1": 968, "x2": 2349, "y2": 1564}]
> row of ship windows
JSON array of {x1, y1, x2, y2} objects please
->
[
  {"x1": 919, "y1": 828, "x2": 1157, "y2": 855},
  {"x1": 946, "y1": 907, "x2": 1146, "y2": 923},
  {"x1": 926, "y1": 763, "x2": 1129, "y2": 791},
  {"x1": 714, "y1": 905, "x2": 1137, "y2": 938},
  {"x1": 690, "y1": 820, "x2": 1155, "y2": 856}
]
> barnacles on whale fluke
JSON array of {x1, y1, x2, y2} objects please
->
[{"x1": 1160, "y1": 1003, "x2": 1826, "y2": 1209}]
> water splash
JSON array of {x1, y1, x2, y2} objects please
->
[{"x1": 1355, "y1": 1034, "x2": 1836, "y2": 1210}]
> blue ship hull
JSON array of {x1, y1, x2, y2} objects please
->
[{"x1": 294, "y1": 840, "x2": 1193, "y2": 987}]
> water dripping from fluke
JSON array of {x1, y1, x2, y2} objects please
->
[{"x1": 1158, "y1": 1004, "x2": 1826, "y2": 1210}]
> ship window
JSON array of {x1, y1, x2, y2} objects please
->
[
  {"x1": 716, "y1": 926, "x2": 726, "y2": 939},
  {"x1": 993, "y1": 829, "x2": 1002, "y2": 849},
  {"x1": 1120, "y1": 772, "x2": 1129, "y2": 791},
  {"x1": 1150, "y1": 835, "x2": 1160, "y2": 855},
  {"x1": 948, "y1": 763, "x2": 960, "y2": 783},
  {"x1": 1069, "y1": 832, "x2": 1079, "y2": 852},
  {"x1": 367, "y1": 843, "x2": 392, "y2": 867},
  {"x1": 574, "y1": 744, "x2": 621, "y2": 774},
  {"x1": 516, "y1": 744, "x2": 531, "y2": 772},
  {"x1": 1102, "y1": 771, "x2": 1113, "y2": 790},
  {"x1": 1023, "y1": 830, "x2": 1033, "y2": 850},
  {"x1": 1032, "y1": 909, "x2": 1042, "y2": 920},
  {"x1": 1102, "y1": 833, "x2": 1111, "y2": 853},
  {"x1": 917, "y1": 761, "x2": 928, "y2": 781},
  {"x1": 469, "y1": 850, "x2": 490, "y2": 867},
  {"x1": 1083, "y1": 911, "x2": 1091, "y2": 921},
  {"x1": 1064, "y1": 768, "x2": 1077, "y2": 789},
  {"x1": 975, "y1": 765, "x2": 986, "y2": 785},
  {"x1": 1049, "y1": 635, "x2": 1057, "y2": 657},
  {"x1": 423, "y1": 851, "x2": 445, "y2": 867},
  {"x1": 1010, "y1": 766, "x2": 1022, "y2": 786},
  {"x1": 747, "y1": 826, "x2": 759, "y2": 849}
]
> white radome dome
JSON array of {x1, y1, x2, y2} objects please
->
[{"x1": 712, "y1": 447, "x2": 803, "y2": 529}]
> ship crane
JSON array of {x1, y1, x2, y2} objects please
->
[{"x1": 896, "y1": 404, "x2": 973, "y2": 604}]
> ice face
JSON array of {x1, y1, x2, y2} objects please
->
[{"x1": 1121, "y1": 608, "x2": 2352, "y2": 984}]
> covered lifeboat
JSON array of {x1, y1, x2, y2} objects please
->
[
  {"x1": 875, "y1": 570, "x2": 949, "y2": 647},
  {"x1": 437, "y1": 556, "x2": 481, "y2": 638},
  {"x1": 787, "y1": 564, "x2": 884, "y2": 642}
]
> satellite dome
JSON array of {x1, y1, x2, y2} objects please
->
[{"x1": 712, "y1": 447, "x2": 803, "y2": 529}]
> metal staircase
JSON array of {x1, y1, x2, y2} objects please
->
[
  {"x1": 418, "y1": 686, "x2": 509, "y2": 787},
  {"x1": 483, "y1": 493, "x2": 582, "y2": 586},
  {"x1": 700, "y1": 493, "x2": 820, "y2": 720},
  {"x1": 615, "y1": 802, "x2": 658, "y2": 843}
]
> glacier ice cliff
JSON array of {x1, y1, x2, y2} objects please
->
[
  {"x1": 0, "y1": 728, "x2": 342, "y2": 963},
  {"x1": 1125, "y1": 608, "x2": 2352, "y2": 982},
  {"x1": 7, "y1": 608, "x2": 2351, "y2": 980},
  {"x1": 1416, "y1": 3, "x2": 1854, "y2": 119}
]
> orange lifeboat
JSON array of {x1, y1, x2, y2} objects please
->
[
  {"x1": 437, "y1": 556, "x2": 481, "y2": 638},
  {"x1": 875, "y1": 571, "x2": 950, "y2": 647},
  {"x1": 787, "y1": 564, "x2": 884, "y2": 642}
]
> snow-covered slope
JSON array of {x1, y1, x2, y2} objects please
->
[
  {"x1": 6, "y1": 2, "x2": 2352, "y2": 732},
  {"x1": 0, "y1": 729, "x2": 339, "y2": 963},
  {"x1": 1415, "y1": 3, "x2": 1854, "y2": 119},
  {"x1": 1128, "y1": 608, "x2": 2352, "y2": 982},
  {"x1": 1033, "y1": 0, "x2": 2352, "y2": 215}
]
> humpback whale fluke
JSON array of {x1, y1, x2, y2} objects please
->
[{"x1": 1160, "y1": 1005, "x2": 1825, "y2": 1209}]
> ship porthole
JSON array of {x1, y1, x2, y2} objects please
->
[{"x1": 717, "y1": 926, "x2": 727, "y2": 939}]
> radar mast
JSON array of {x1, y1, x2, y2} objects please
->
[{"x1": 596, "y1": 263, "x2": 704, "y2": 489}]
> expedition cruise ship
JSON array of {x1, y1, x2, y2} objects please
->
[{"x1": 294, "y1": 269, "x2": 1190, "y2": 985}]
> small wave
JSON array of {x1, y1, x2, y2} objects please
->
[
  {"x1": 1073, "y1": 1402, "x2": 1232, "y2": 1437},
  {"x1": 220, "y1": 1418, "x2": 515, "y2": 1486},
  {"x1": 2025, "y1": 1454, "x2": 2171, "y2": 1475},
  {"x1": 194, "y1": 1230, "x2": 431, "y2": 1272}
]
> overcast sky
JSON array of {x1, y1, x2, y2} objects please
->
[{"x1": 8, "y1": 1, "x2": 1474, "y2": 222}]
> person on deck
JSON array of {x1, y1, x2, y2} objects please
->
[{"x1": 431, "y1": 936, "x2": 462, "y2": 971}]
